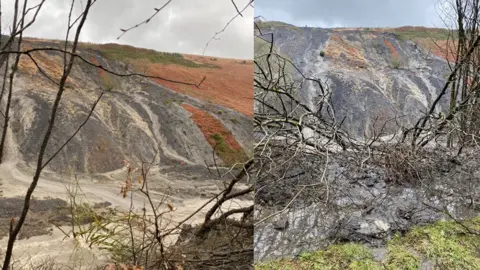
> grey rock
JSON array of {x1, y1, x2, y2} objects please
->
[
  {"x1": 273, "y1": 218, "x2": 289, "y2": 231},
  {"x1": 4, "y1": 44, "x2": 253, "y2": 174}
]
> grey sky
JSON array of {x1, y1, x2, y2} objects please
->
[
  {"x1": 256, "y1": 0, "x2": 449, "y2": 29},
  {"x1": 2, "y1": 0, "x2": 253, "y2": 59}
]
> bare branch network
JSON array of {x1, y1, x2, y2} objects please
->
[{"x1": 0, "y1": 0, "x2": 253, "y2": 269}]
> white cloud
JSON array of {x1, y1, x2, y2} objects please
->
[
  {"x1": 1, "y1": 0, "x2": 253, "y2": 59},
  {"x1": 256, "y1": 0, "x2": 444, "y2": 29}
]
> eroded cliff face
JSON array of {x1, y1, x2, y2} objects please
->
[
  {"x1": 253, "y1": 22, "x2": 478, "y2": 264},
  {"x1": 257, "y1": 22, "x2": 451, "y2": 137},
  {"x1": 3, "y1": 39, "x2": 253, "y2": 174}
]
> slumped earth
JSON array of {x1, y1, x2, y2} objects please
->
[
  {"x1": 0, "y1": 38, "x2": 254, "y2": 268},
  {"x1": 254, "y1": 22, "x2": 480, "y2": 269}
]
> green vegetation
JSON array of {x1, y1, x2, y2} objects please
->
[
  {"x1": 255, "y1": 217, "x2": 480, "y2": 269},
  {"x1": 210, "y1": 133, "x2": 248, "y2": 167},
  {"x1": 211, "y1": 133, "x2": 223, "y2": 142},
  {"x1": 397, "y1": 218, "x2": 480, "y2": 269},
  {"x1": 391, "y1": 28, "x2": 455, "y2": 42},
  {"x1": 320, "y1": 50, "x2": 325, "y2": 57},
  {"x1": 256, "y1": 243, "x2": 380, "y2": 270},
  {"x1": 391, "y1": 55, "x2": 402, "y2": 69},
  {"x1": 163, "y1": 99, "x2": 177, "y2": 106},
  {"x1": 384, "y1": 245, "x2": 421, "y2": 270},
  {"x1": 256, "y1": 21, "x2": 300, "y2": 32},
  {"x1": 87, "y1": 44, "x2": 220, "y2": 69}
]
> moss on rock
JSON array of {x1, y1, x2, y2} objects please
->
[{"x1": 255, "y1": 217, "x2": 480, "y2": 269}]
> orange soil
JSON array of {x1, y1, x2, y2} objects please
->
[
  {"x1": 137, "y1": 56, "x2": 253, "y2": 117},
  {"x1": 18, "y1": 43, "x2": 78, "y2": 88},
  {"x1": 383, "y1": 38, "x2": 402, "y2": 64},
  {"x1": 181, "y1": 103, "x2": 246, "y2": 165},
  {"x1": 417, "y1": 39, "x2": 458, "y2": 62},
  {"x1": 383, "y1": 39, "x2": 397, "y2": 55},
  {"x1": 89, "y1": 56, "x2": 115, "y2": 87},
  {"x1": 330, "y1": 34, "x2": 358, "y2": 56},
  {"x1": 333, "y1": 27, "x2": 458, "y2": 62},
  {"x1": 21, "y1": 39, "x2": 253, "y2": 117},
  {"x1": 89, "y1": 57, "x2": 104, "y2": 77},
  {"x1": 326, "y1": 33, "x2": 367, "y2": 67},
  {"x1": 379, "y1": 27, "x2": 457, "y2": 61}
]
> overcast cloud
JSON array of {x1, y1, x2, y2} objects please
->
[
  {"x1": 256, "y1": 0, "x2": 448, "y2": 29},
  {"x1": 1, "y1": 0, "x2": 253, "y2": 59}
]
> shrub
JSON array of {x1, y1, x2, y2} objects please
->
[
  {"x1": 320, "y1": 50, "x2": 325, "y2": 57},
  {"x1": 391, "y1": 55, "x2": 402, "y2": 69}
]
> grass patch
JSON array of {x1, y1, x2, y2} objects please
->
[
  {"x1": 255, "y1": 217, "x2": 480, "y2": 269},
  {"x1": 163, "y1": 99, "x2": 178, "y2": 106},
  {"x1": 210, "y1": 132, "x2": 248, "y2": 166},
  {"x1": 181, "y1": 103, "x2": 248, "y2": 167},
  {"x1": 397, "y1": 218, "x2": 480, "y2": 269},
  {"x1": 391, "y1": 55, "x2": 402, "y2": 69},
  {"x1": 390, "y1": 28, "x2": 455, "y2": 42},
  {"x1": 256, "y1": 21, "x2": 300, "y2": 32},
  {"x1": 384, "y1": 245, "x2": 421, "y2": 270},
  {"x1": 256, "y1": 243, "x2": 380, "y2": 270},
  {"x1": 86, "y1": 43, "x2": 220, "y2": 69}
]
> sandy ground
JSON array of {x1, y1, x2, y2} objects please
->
[{"x1": 0, "y1": 161, "x2": 252, "y2": 269}]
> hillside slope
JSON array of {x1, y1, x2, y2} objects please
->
[
  {"x1": 253, "y1": 22, "x2": 479, "y2": 264},
  {"x1": 256, "y1": 21, "x2": 452, "y2": 137},
  {"x1": 3, "y1": 38, "x2": 253, "y2": 174}
]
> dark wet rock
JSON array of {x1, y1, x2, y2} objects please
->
[
  {"x1": 273, "y1": 218, "x2": 289, "y2": 231},
  {"x1": 254, "y1": 147, "x2": 480, "y2": 262}
]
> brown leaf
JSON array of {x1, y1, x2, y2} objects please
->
[{"x1": 167, "y1": 203, "x2": 174, "y2": 211}]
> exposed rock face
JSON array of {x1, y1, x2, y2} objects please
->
[
  {"x1": 254, "y1": 22, "x2": 480, "y2": 263},
  {"x1": 257, "y1": 22, "x2": 451, "y2": 137},
  {"x1": 4, "y1": 40, "x2": 252, "y2": 174},
  {"x1": 254, "y1": 147, "x2": 480, "y2": 262}
]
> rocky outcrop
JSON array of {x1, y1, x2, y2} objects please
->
[
  {"x1": 253, "y1": 22, "x2": 480, "y2": 263},
  {"x1": 3, "y1": 40, "x2": 252, "y2": 174},
  {"x1": 256, "y1": 22, "x2": 451, "y2": 137},
  {"x1": 254, "y1": 147, "x2": 480, "y2": 262}
]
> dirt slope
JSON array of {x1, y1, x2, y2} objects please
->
[
  {"x1": 5, "y1": 38, "x2": 253, "y2": 174},
  {"x1": 256, "y1": 21, "x2": 452, "y2": 138}
]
